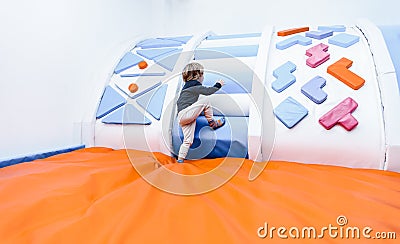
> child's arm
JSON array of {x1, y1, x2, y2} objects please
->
[{"x1": 196, "y1": 79, "x2": 224, "y2": 95}]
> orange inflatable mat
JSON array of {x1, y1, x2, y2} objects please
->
[{"x1": 0, "y1": 147, "x2": 399, "y2": 243}]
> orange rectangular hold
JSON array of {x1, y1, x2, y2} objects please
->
[{"x1": 277, "y1": 27, "x2": 310, "y2": 36}]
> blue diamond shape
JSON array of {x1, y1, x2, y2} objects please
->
[
  {"x1": 274, "y1": 97, "x2": 308, "y2": 128},
  {"x1": 328, "y1": 33, "x2": 359, "y2": 48}
]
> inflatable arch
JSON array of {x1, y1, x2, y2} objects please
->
[{"x1": 82, "y1": 19, "x2": 400, "y2": 172}]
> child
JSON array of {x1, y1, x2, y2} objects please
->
[{"x1": 176, "y1": 62, "x2": 225, "y2": 163}]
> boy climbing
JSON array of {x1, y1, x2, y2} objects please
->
[{"x1": 176, "y1": 62, "x2": 225, "y2": 163}]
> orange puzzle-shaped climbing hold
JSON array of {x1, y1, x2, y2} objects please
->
[{"x1": 327, "y1": 57, "x2": 365, "y2": 90}]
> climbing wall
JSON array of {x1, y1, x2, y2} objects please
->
[{"x1": 88, "y1": 22, "x2": 400, "y2": 171}]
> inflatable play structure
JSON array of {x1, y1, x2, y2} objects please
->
[
  {"x1": 83, "y1": 19, "x2": 400, "y2": 172},
  {"x1": 1, "y1": 19, "x2": 400, "y2": 242}
]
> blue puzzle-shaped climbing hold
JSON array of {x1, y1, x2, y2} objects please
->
[
  {"x1": 153, "y1": 48, "x2": 182, "y2": 71},
  {"x1": 272, "y1": 61, "x2": 297, "y2": 93},
  {"x1": 276, "y1": 35, "x2": 312, "y2": 50},
  {"x1": 160, "y1": 35, "x2": 192, "y2": 44},
  {"x1": 136, "y1": 47, "x2": 180, "y2": 60},
  {"x1": 136, "y1": 38, "x2": 182, "y2": 49},
  {"x1": 102, "y1": 104, "x2": 151, "y2": 125},
  {"x1": 136, "y1": 84, "x2": 168, "y2": 120},
  {"x1": 114, "y1": 52, "x2": 144, "y2": 74},
  {"x1": 120, "y1": 72, "x2": 166, "y2": 78},
  {"x1": 301, "y1": 76, "x2": 328, "y2": 104},
  {"x1": 96, "y1": 85, "x2": 126, "y2": 119},
  {"x1": 274, "y1": 97, "x2": 308, "y2": 129},
  {"x1": 328, "y1": 33, "x2": 359, "y2": 48},
  {"x1": 318, "y1": 25, "x2": 346, "y2": 32},
  {"x1": 305, "y1": 30, "x2": 333, "y2": 40}
]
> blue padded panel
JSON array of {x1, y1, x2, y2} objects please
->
[
  {"x1": 102, "y1": 104, "x2": 151, "y2": 125},
  {"x1": 120, "y1": 72, "x2": 166, "y2": 78},
  {"x1": 318, "y1": 25, "x2": 346, "y2": 32},
  {"x1": 272, "y1": 61, "x2": 297, "y2": 93},
  {"x1": 274, "y1": 97, "x2": 308, "y2": 129},
  {"x1": 328, "y1": 33, "x2": 359, "y2": 48},
  {"x1": 136, "y1": 84, "x2": 168, "y2": 120},
  {"x1": 136, "y1": 48, "x2": 180, "y2": 60},
  {"x1": 305, "y1": 30, "x2": 333, "y2": 40},
  {"x1": 0, "y1": 145, "x2": 85, "y2": 168},
  {"x1": 136, "y1": 38, "x2": 182, "y2": 49},
  {"x1": 276, "y1": 35, "x2": 312, "y2": 50},
  {"x1": 114, "y1": 52, "x2": 143, "y2": 74},
  {"x1": 172, "y1": 116, "x2": 248, "y2": 159},
  {"x1": 379, "y1": 25, "x2": 400, "y2": 93},
  {"x1": 194, "y1": 45, "x2": 259, "y2": 59},
  {"x1": 153, "y1": 48, "x2": 182, "y2": 71},
  {"x1": 96, "y1": 85, "x2": 126, "y2": 119},
  {"x1": 206, "y1": 33, "x2": 261, "y2": 40},
  {"x1": 301, "y1": 76, "x2": 327, "y2": 104},
  {"x1": 202, "y1": 72, "x2": 251, "y2": 94},
  {"x1": 160, "y1": 35, "x2": 192, "y2": 43}
]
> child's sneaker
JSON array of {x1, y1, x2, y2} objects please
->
[
  {"x1": 177, "y1": 159, "x2": 184, "y2": 163},
  {"x1": 208, "y1": 117, "x2": 225, "y2": 130}
]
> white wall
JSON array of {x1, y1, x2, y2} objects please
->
[
  {"x1": 0, "y1": 0, "x2": 167, "y2": 159},
  {"x1": 1, "y1": 0, "x2": 399, "y2": 159},
  {"x1": 163, "y1": 0, "x2": 400, "y2": 34}
]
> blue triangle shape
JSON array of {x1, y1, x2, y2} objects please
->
[
  {"x1": 114, "y1": 52, "x2": 143, "y2": 74},
  {"x1": 136, "y1": 47, "x2": 179, "y2": 60},
  {"x1": 136, "y1": 38, "x2": 182, "y2": 49},
  {"x1": 136, "y1": 84, "x2": 168, "y2": 120},
  {"x1": 154, "y1": 48, "x2": 182, "y2": 71},
  {"x1": 96, "y1": 86, "x2": 126, "y2": 119},
  {"x1": 102, "y1": 104, "x2": 152, "y2": 125},
  {"x1": 160, "y1": 36, "x2": 192, "y2": 43}
]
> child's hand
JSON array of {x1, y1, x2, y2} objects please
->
[{"x1": 217, "y1": 79, "x2": 225, "y2": 86}]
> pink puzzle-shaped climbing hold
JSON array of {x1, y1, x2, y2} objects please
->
[
  {"x1": 306, "y1": 43, "x2": 330, "y2": 68},
  {"x1": 319, "y1": 97, "x2": 358, "y2": 131}
]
